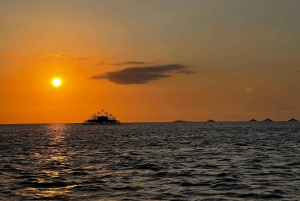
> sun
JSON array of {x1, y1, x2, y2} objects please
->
[{"x1": 52, "y1": 78, "x2": 62, "y2": 87}]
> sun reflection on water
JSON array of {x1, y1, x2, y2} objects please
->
[
  {"x1": 24, "y1": 124, "x2": 74, "y2": 199},
  {"x1": 45, "y1": 124, "x2": 67, "y2": 145}
]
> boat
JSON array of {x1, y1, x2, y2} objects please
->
[
  {"x1": 288, "y1": 118, "x2": 298, "y2": 122},
  {"x1": 83, "y1": 109, "x2": 120, "y2": 125},
  {"x1": 207, "y1": 119, "x2": 215, "y2": 122},
  {"x1": 173, "y1": 120, "x2": 190, "y2": 122},
  {"x1": 263, "y1": 118, "x2": 273, "y2": 122},
  {"x1": 249, "y1": 118, "x2": 257, "y2": 122}
]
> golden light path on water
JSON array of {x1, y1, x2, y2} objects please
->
[{"x1": 21, "y1": 124, "x2": 74, "y2": 198}]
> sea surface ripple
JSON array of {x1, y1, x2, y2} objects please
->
[{"x1": 0, "y1": 122, "x2": 300, "y2": 200}]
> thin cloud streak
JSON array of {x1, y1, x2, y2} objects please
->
[
  {"x1": 90, "y1": 64, "x2": 195, "y2": 84},
  {"x1": 38, "y1": 53, "x2": 67, "y2": 59},
  {"x1": 113, "y1": 61, "x2": 153, "y2": 66},
  {"x1": 37, "y1": 53, "x2": 109, "y2": 62},
  {"x1": 73, "y1": 57, "x2": 94, "y2": 60}
]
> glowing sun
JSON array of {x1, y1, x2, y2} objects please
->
[{"x1": 52, "y1": 78, "x2": 62, "y2": 87}]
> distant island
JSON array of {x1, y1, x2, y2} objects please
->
[
  {"x1": 288, "y1": 118, "x2": 298, "y2": 122},
  {"x1": 207, "y1": 119, "x2": 215, "y2": 122},
  {"x1": 249, "y1": 118, "x2": 257, "y2": 122},
  {"x1": 263, "y1": 118, "x2": 273, "y2": 122}
]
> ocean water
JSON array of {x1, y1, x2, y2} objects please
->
[{"x1": 0, "y1": 122, "x2": 300, "y2": 200}]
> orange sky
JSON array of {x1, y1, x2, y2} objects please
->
[{"x1": 1, "y1": 0, "x2": 300, "y2": 123}]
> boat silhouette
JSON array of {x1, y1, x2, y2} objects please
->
[
  {"x1": 173, "y1": 120, "x2": 190, "y2": 122},
  {"x1": 83, "y1": 109, "x2": 120, "y2": 125},
  {"x1": 288, "y1": 118, "x2": 298, "y2": 122}
]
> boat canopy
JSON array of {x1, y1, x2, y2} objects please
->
[{"x1": 84, "y1": 109, "x2": 120, "y2": 124}]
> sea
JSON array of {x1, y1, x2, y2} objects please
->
[{"x1": 0, "y1": 122, "x2": 299, "y2": 200}]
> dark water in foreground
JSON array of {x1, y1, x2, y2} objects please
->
[{"x1": 0, "y1": 122, "x2": 300, "y2": 200}]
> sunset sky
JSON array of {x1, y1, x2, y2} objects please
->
[{"x1": 1, "y1": 0, "x2": 300, "y2": 123}]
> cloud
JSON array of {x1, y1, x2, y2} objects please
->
[
  {"x1": 96, "y1": 60, "x2": 151, "y2": 66},
  {"x1": 38, "y1": 52, "x2": 112, "y2": 60},
  {"x1": 90, "y1": 64, "x2": 195, "y2": 84},
  {"x1": 2, "y1": 53, "x2": 24, "y2": 57},
  {"x1": 74, "y1": 53, "x2": 111, "y2": 61},
  {"x1": 113, "y1": 61, "x2": 154, "y2": 66},
  {"x1": 73, "y1": 57, "x2": 94, "y2": 60},
  {"x1": 38, "y1": 53, "x2": 67, "y2": 59},
  {"x1": 70, "y1": 54, "x2": 110, "y2": 61}
]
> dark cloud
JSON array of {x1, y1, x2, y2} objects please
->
[
  {"x1": 113, "y1": 61, "x2": 153, "y2": 66},
  {"x1": 90, "y1": 64, "x2": 195, "y2": 84}
]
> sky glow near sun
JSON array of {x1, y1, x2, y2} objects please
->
[{"x1": 1, "y1": 0, "x2": 300, "y2": 123}]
